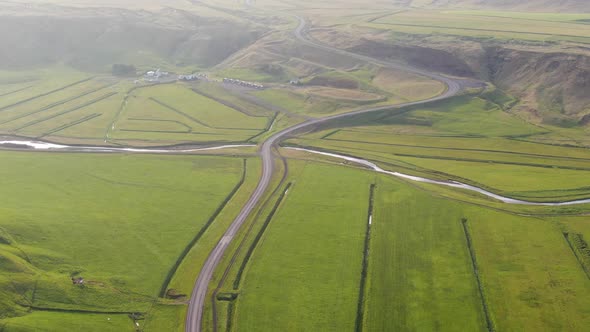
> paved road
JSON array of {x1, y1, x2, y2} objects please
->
[{"x1": 185, "y1": 16, "x2": 465, "y2": 332}]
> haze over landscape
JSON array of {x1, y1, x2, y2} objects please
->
[{"x1": 0, "y1": 0, "x2": 590, "y2": 331}]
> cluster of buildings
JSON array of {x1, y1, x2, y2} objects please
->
[
  {"x1": 178, "y1": 73, "x2": 207, "y2": 81},
  {"x1": 140, "y1": 69, "x2": 208, "y2": 84},
  {"x1": 144, "y1": 69, "x2": 170, "y2": 82},
  {"x1": 223, "y1": 78, "x2": 264, "y2": 89}
]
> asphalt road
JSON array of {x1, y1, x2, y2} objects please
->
[{"x1": 185, "y1": 16, "x2": 465, "y2": 332}]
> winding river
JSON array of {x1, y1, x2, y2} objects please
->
[
  {"x1": 0, "y1": 140, "x2": 254, "y2": 153},
  {"x1": 2, "y1": 139, "x2": 588, "y2": 206},
  {"x1": 286, "y1": 147, "x2": 590, "y2": 206}
]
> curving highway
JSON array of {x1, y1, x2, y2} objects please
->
[{"x1": 185, "y1": 15, "x2": 466, "y2": 332}]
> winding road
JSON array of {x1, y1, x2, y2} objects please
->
[
  {"x1": 0, "y1": 15, "x2": 586, "y2": 332},
  {"x1": 184, "y1": 15, "x2": 466, "y2": 332}
]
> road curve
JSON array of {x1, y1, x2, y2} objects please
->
[{"x1": 185, "y1": 16, "x2": 465, "y2": 332}]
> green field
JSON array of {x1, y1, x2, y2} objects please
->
[
  {"x1": 112, "y1": 84, "x2": 269, "y2": 144},
  {"x1": 363, "y1": 10, "x2": 590, "y2": 43},
  {"x1": 0, "y1": 68, "x2": 278, "y2": 146},
  {"x1": 2, "y1": 0, "x2": 590, "y2": 331},
  {"x1": 1, "y1": 311, "x2": 133, "y2": 332},
  {"x1": 234, "y1": 162, "x2": 372, "y2": 331},
  {"x1": 286, "y1": 96, "x2": 590, "y2": 201},
  {"x1": 215, "y1": 159, "x2": 590, "y2": 331},
  {"x1": 0, "y1": 151, "x2": 244, "y2": 326}
]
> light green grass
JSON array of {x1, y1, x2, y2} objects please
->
[
  {"x1": 0, "y1": 311, "x2": 133, "y2": 332},
  {"x1": 228, "y1": 157, "x2": 590, "y2": 331},
  {"x1": 300, "y1": 96, "x2": 544, "y2": 137},
  {"x1": 287, "y1": 96, "x2": 590, "y2": 200},
  {"x1": 251, "y1": 89, "x2": 308, "y2": 114},
  {"x1": 468, "y1": 210, "x2": 590, "y2": 331},
  {"x1": 141, "y1": 85, "x2": 267, "y2": 130},
  {"x1": 366, "y1": 176, "x2": 486, "y2": 331},
  {"x1": 364, "y1": 9, "x2": 590, "y2": 43},
  {"x1": 446, "y1": 10, "x2": 590, "y2": 23},
  {"x1": 166, "y1": 158, "x2": 261, "y2": 296},
  {"x1": 143, "y1": 304, "x2": 186, "y2": 332},
  {"x1": 112, "y1": 84, "x2": 267, "y2": 144},
  {"x1": 0, "y1": 78, "x2": 106, "y2": 130},
  {"x1": 234, "y1": 162, "x2": 373, "y2": 331},
  {"x1": 0, "y1": 151, "x2": 242, "y2": 316},
  {"x1": 0, "y1": 67, "x2": 90, "y2": 109}
]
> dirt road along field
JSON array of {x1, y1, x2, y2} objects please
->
[{"x1": 184, "y1": 15, "x2": 466, "y2": 332}]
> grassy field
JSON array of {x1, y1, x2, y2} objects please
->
[
  {"x1": 363, "y1": 10, "x2": 590, "y2": 43},
  {"x1": 233, "y1": 162, "x2": 373, "y2": 331},
  {"x1": 218, "y1": 157, "x2": 590, "y2": 331},
  {"x1": 286, "y1": 96, "x2": 590, "y2": 201},
  {"x1": 2, "y1": 1, "x2": 590, "y2": 331},
  {"x1": 1, "y1": 311, "x2": 133, "y2": 331},
  {"x1": 366, "y1": 175, "x2": 486, "y2": 331},
  {"x1": 369, "y1": 174, "x2": 590, "y2": 331},
  {"x1": 0, "y1": 67, "x2": 281, "y2": 146},
  {"x1": 467, "y1": 209, "x2": 590, "y2": 331},
  {"x1": 112, "y1": 84, "x2": 269, "y2": 144},
  {"x1": 0, "y1": 151, "x2": 244, "y2": 325}
]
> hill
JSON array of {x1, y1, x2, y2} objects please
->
[
  {"x1": 0, "y1": 2, "x2": 265, "y2": 71},
  {"x1": 393, "y1": 0, "x2": 590, "y2": 12}
]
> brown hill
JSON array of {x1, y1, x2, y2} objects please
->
[{"x1": 310, "y1": 28, "x2": 590, "y2": 126}]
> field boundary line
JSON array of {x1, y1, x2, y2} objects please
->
[
  {"x1": 128, "y1": 118, "x2": 192, "y2": 131},
  {"x1": 103, "y1": 83, "x2": 175, "y2": 144},
  {"x1": 461, "y1": 218, "x2": 495, "y2": 332},
  {"x1": 0, "y1": 85, "x2": 33, "y2": 97},
  {"x1": 246, "y1": 112, "x2": 279, "y2": 142},
  {"x1": 284, "y1": 142, "x2": 590, "y2": 203},
  {"x1": 349, "y1": 148, "x2": 590, "y2": 171},
  {"x1": 225, "y1": 301, "x2": 235, "y2": 332},
  {"x1": 562, "y1": 232, "x2": 590, "y2": 280},
  {"x1": 355, "y1": 184, "x2": 375, "y2": 332},
  {"x1": 214, "y1": 181, "x2": 292, "y2": 332},
  {"x1": 232, "y1": 182, "x2": 293, "y2": 290},
  {"x1": 24, "y1": 306, "x2": 141, "y2": 315},
  {"x1": 0, "y1": 83, "x2": 114, "y2": 126},
  {"x1": 210, "y1": 155, "x2": 290, "y2": 332},
  {"x1": 40, "y1": 113, "x2": 102, "y2": 137},
  {"x1": 0, "y1": 77, "x2": 95, "y2": 112},
  {"x1": 319, "y1": 129, "x2": 341, "y2": 139},
  {"x1": 321, "y1": 137, "x2": 590, "y2": 162},
  {"x1": 150, "y1": 96, "x2": 262, "y2": 131},
  {"x1": 158, "y1": 159, "x2": 248, "y2": 298},
  {"x1": 369, "y1": 22, "x2": 590, "y2": 41},
  {"x1": 310, "y1": 139, "x2": 590, "y2": 171},
  {"x1": 191, "y1": 87, "x2": 268, "y2": 118},
  {"x1": 14, "y1": 92, "x2": 116, "y2": 131},
  {"x1": 149, "y1": 97, "x2": 212, "y2": 129},
  {"x1": 119, "y1": 129, "x2": 190, "y2": 134}
]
